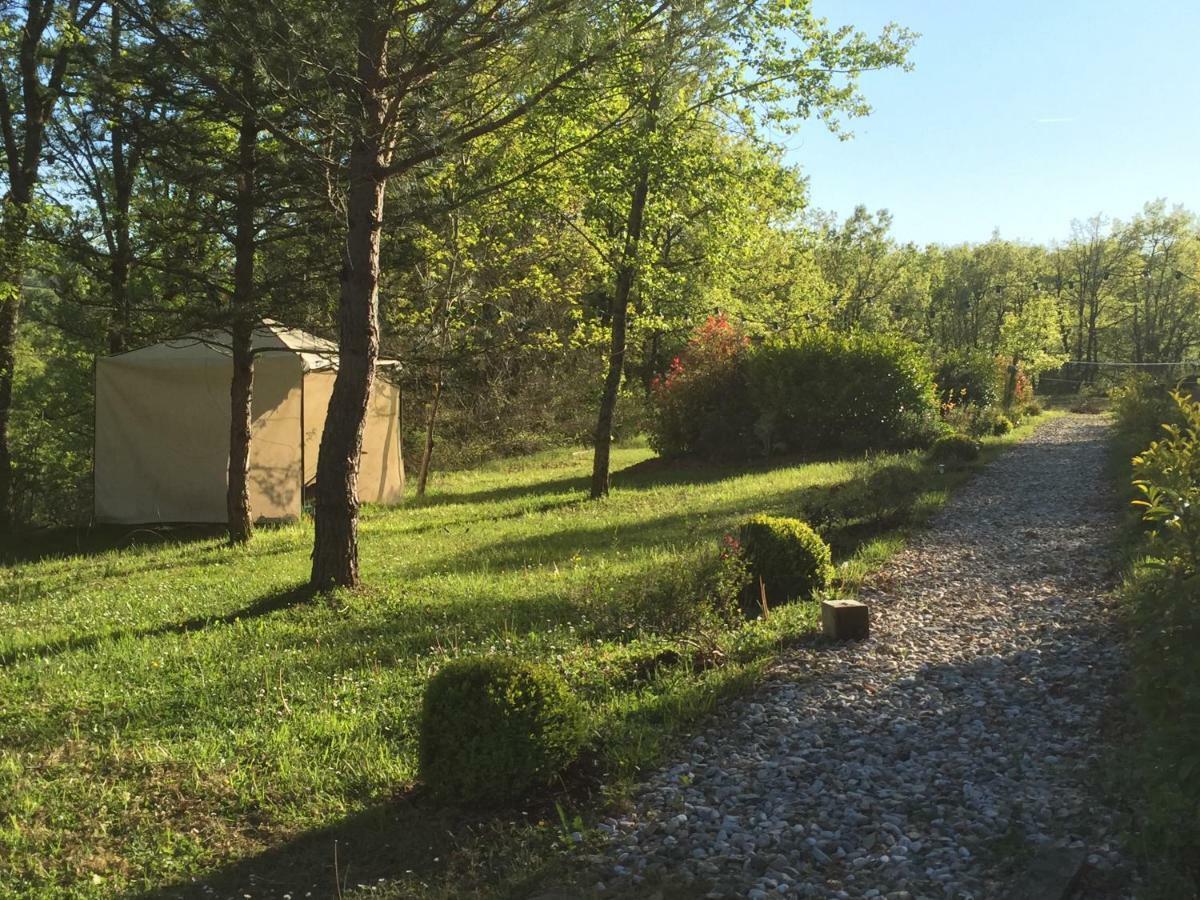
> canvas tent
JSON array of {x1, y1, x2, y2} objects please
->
[{"x1": 95, "y1": 320, "x2": 404, "y2": 524}]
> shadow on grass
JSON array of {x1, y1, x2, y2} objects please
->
[
  {"x1": 132, "y1": 791, "x2": 535, "y2": 900},
  {"x1": 404, "y1": 472, "x2": 593, "y2": 508},
  {"x1": 134, "y1": 614, "x2": 1118, "y2": 900},
  {"x1": 130, "y1": 651, "x2": 779, "y2": 900},
  {"x1": 0, "y1": 582, "x2": 315, "y2": 668},
  {"x1": 395, "y1": 462, "x2": 935, "y2": 584},
  {"x1": 405, "y1": 449, "x2": 852, "y2": 511},
  {"x1": 0, "y1": 522, "x2": 229, "y2": 567}
]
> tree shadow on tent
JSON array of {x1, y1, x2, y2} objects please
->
[{"x1": 0, "y1": 582, "x2": 315, "y2": 669}]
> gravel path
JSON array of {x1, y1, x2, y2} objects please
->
[{"x1": 581, "y1": 414, "x2": 1130, "y2": 899}]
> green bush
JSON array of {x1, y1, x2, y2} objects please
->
[
  {"x1": 1113, "y1": 373, "x2": 1183, "y2": 450},
  {"x1": 991, "y1": 414, "x2": 1013, "y2": 436},
  {"x1": 419, "y1": 656, "x2": 585, "y2": 805},
  {"x1": 649, "y1": 313, "x2": 755, "y2": 459},
  {"x1": 745, "y1": 332, "x2": 940, "y2": 456},
  {"x1": 738, "y1": 515, "x2": 833, "y2": 605},
  {"x1": 1023, "y1": 401, "x2": 1043, "y2": 417},
  {"x1": 1117, "y1": 390, "x2": 1200, "y2": 894},
  {"x1": 1122, "y1": 562, "x2": 1200, "y2": 895},
  {"x1": 930, "y1": 433, "x2": 980, "y2": 463},
  {"x1": 1132, "y1": 391, "x2": 1200, "y2": 575},
  {"x1": 627, "y1": 543, "x2": 748, "y2": 634},
  {"x1": 934, "y1": 351, "x2": 999, "y2": 409},
  {"x1": 649, "y1": 328, "x2": 940, "y2": 460}
]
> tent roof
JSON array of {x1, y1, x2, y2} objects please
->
[{"x1": 101, "y1": 319, "x2": 400, "y2": 372}]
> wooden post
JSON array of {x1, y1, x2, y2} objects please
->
[{"x1": 822, "y1": 599, "x2": 870, "y2": 640}]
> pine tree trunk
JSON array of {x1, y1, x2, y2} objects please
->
[
  {"x1": 310, "y1": 17, "x2": 388, "y2": 590},
  {"x1": 591, "y1": 164, "x2": 651, "y2": 500},
  {"x1": 226, "y1": 71, "x2": 258, "y2": 544},
  {"x1": 227, "y1": 319, "x2": 254, "y2": 541},
  {"x1": 107, "y1": 8, "x2": 133, "y2": 355},
  {"x1": 0, "y1": 196, "x2": 30, "y2": 534}
]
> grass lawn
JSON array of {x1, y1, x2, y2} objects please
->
[{"x1": 0, "y1": 417, "x2": 1056, "y2": 899}]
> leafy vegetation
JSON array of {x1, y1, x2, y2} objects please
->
[
  {"x1": 650, "y1": 323, "x2": 941, "y2": 460},
  {"x1": 746, "y1": 332, "x2": 941, "y2": 455},
  {"x1": 935, "y1": 351, "x2": 1000, "y2": 410},
  {"x1": 1111, "y1": 389, "x2": 1200, "y2": 896}
]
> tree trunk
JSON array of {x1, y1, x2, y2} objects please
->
[
  {"x1": 226, "y1": 69, "x2": 258, "y2": 544},
  {"x1": 107, "y1": 8, "x2": 133, "y2": 355},
  {"x1": 416, "y1": 368, "x2": 442, "y2": 497},
  {"x1": 227, "y1": 319, "x2": 254, "y2": 541},
  {"x1": 417, "y1": 229, "x2": 458, "y2": 498},
  {"x1": 0, "y1": 196, "x2": 30, "y2": 534},
  {"x1": 1003, "y1": 354, "x2": 1019, "y2": 408},
  {"x1": 310, "y1": 18, "x2": 388, "y2": 590},
  {"x1": 591, "y1": 163, "x2": 651, "y2": 500}
]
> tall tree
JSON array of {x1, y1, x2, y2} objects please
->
[
  {"x1": 285, "y1": 0, "x2": 670, "y2": 588},
  {"x1": 583, "y1": 0, "x2": 913, "y2": 497},
  {"x1": 120, "y1": 0, "x2": 341, "y2": 542},
  {"x1": 0, "y1": 0, "x2": 104, "y2": 531},
  {"x1": 1122, "y1": 201, "x2": 1200, "y2": 365}
]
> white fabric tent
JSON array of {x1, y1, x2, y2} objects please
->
[{"x1": 95, "y1": 320, "x2": 404, "y2": 524}]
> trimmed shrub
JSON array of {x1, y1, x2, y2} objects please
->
[
  {"x1": 1024, "y1": 401, "x2": 1043, "y2": 417},
  {"x1": 649, "y1": 328, "x2": 939, "y2": 461},
  {"x1": 745, "y1": 332, "x2": 941, "y2": 455},
  {"x1": 991, "y1": 414, "x2": 1013, "y2": 436},
  {"x1": 738, "y1": 515, "x2": 833, "y2": 605},
  {"x1": 935, "y1": 351, "x2": 999, "y2": 409},
  {"x1": 419, "y1": 656, "x2": 585, "y2": 805},
  {"x1": 930, "y1": 433, "x2": 980, "y2": 463}
]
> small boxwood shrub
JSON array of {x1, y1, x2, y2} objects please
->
[
  {"x1": 738, "y1": 515, "x2": 833, "y2": 605},
  {"x1": 930, "y1": 433, "x2": 980, "y2": 463},
  {"x1": 991, "y1": 414, "x2": 1013, "y2": 436},
  {"x1": 419, "y1": 656, "x2": 585, "y2": 805}
]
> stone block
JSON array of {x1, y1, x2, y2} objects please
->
[{"x1": 821, "y1": 599, "x2": 869, "y2": 640}]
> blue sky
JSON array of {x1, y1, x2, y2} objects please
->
[{"x1": 791, "y1": 0, "x2": 1200, "y2": 246}]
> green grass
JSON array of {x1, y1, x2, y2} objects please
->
[{"x1": 0, "y1": 417, "x2": 1056, "y2": 899}]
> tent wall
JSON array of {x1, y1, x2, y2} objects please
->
[
  {"x1": 95, "y1": 353, "x2": 304, "y2": 524},
  {"x1": 302, "y1": 369, "x2": 405, "y2": 504},
  {"x1": 95, "y1": 328, "x2": 403, "y2": 525},
  {"x1": 96, "y1": 353, "x2": 229, "y2": 523},
  {"x1": 362, "y1": 376, "x2": 405, "y2": 504}
]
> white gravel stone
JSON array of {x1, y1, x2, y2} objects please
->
[{"x1": 580, "y1": 415, "x2": 1133, "y2": 898}]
